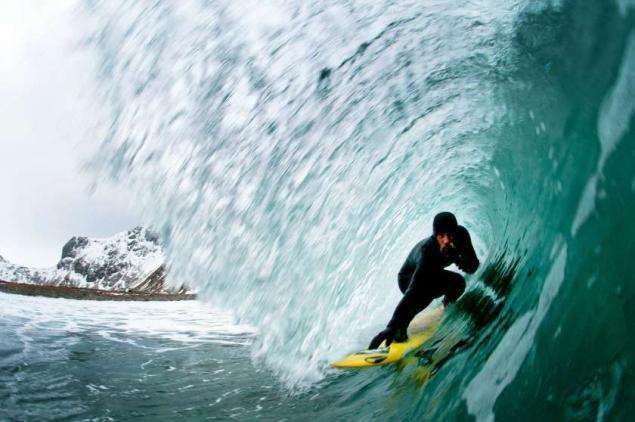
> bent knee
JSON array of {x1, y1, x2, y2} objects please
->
[{"x1": 398, "y1": 277, "x2": 410, "y2": 294}]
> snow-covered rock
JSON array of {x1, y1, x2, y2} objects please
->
[{"x1": 0, "y1": 227, "x2": 187, "y2": 293}]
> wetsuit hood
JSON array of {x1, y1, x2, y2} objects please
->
[{"x1": 433, "y1": 211, "x2": 458, "y2": 235}]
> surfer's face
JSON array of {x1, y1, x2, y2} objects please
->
[{"x1": 436, "y1": 233, "x2": 453, "y2": 252}]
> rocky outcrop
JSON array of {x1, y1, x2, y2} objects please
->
[{"x1": 0, "y1": 227, "x2": 192, "y2": 296}]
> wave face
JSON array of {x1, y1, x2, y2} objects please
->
[{"x1": 82, "y1": 0, "x2": 635, "y2": 419}]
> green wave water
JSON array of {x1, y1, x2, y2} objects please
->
[{"x1": 35, "y1": 0, "x2": 634, "y2": 419}]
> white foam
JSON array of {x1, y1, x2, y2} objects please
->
[{"x1": 0, "y1": 292, "x2": 255, "y2": 348}]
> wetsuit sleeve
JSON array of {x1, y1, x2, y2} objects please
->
[
  {"x1": 397, "y1": 249, "x2": 417, "y2": 293},
  {"x1": 453, "y1": 225, "x2": 479, "y2": 274}
]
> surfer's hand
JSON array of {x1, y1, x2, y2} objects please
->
[
  {"x1": 453, "y1": 226, "x2": 470, "y2": 250},
  {"x1": 444, "y1": 244, "x2": 459, "y2": 261},
  {"x1": 368, "y1": 328, "x2": 395, "y2": 349}
]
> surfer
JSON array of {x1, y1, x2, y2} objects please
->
[{"x1": 368, "y1": 212, "x2": 479, "y2": 349}]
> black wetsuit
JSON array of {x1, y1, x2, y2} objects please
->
[{"x1": 369, "y1": 225, "x2": 479, "y2": 349}]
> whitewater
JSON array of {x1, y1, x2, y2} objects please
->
[{"x1": 2, "y1": 0, "x2": 634, "y2": 420}]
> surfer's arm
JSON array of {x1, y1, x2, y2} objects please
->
[
  {"x1": 397, "y1": 255, "x2": 416, "y2": 294},
  {"x1": 452, "y1": 225, "x2": 479, "y2": 274}
]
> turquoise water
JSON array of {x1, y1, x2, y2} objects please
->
[{"x1": 4, "y1": 0, "x2": 635, "y2": 420}]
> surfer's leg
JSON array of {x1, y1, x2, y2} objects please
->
[
  {"x1": 369, "y1": 287, "x2": 435, "y2": 348},
  {"x1": 439, "y1": 270, "x2": 466, "y2": 305},
  {"x1": 398, "y1": 275, "x2": 410, "y2": 294},
  {"x1": 387, "y1": 288, "x2": 434, "y2": 333}
]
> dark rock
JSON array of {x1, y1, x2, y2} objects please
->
[
  {"x1": 57, "y1": 257, "x2": 73, "y2": 270},
  {"x1": 144, "y1": 229, "x2": 160, "y2": 244},
  {"x1": 73, "y1": 258, "x2": 90, "y2": 277},
  {"x1": 61, "y1": 236, "x2": 89, "y2": 259}
]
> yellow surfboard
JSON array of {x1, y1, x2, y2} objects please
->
[{"x1": 331, "y1": 306, "x2": 444, "y2": 368}]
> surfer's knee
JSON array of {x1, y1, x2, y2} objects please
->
[{"x1": 398, "y1": 276, "x2": 410, "y2": 294}]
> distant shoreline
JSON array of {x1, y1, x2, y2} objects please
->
[{"x1": 0, "y1": 279, "x2": 197, "y2": 301}]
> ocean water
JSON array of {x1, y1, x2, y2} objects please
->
[
  {"x1": 0, "y1": 293, "x2": 338, "y2": 420},
  {"x1": 3, "y1": 0, "x2": 635, "y2": 420}
]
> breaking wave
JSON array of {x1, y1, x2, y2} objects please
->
[{"x1": 82, "y1": 0, "x2": 634, "y2": 419}]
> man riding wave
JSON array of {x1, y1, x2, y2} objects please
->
[{"x1": 369, "y1": 211, "x2": 479, "y2": 349}]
